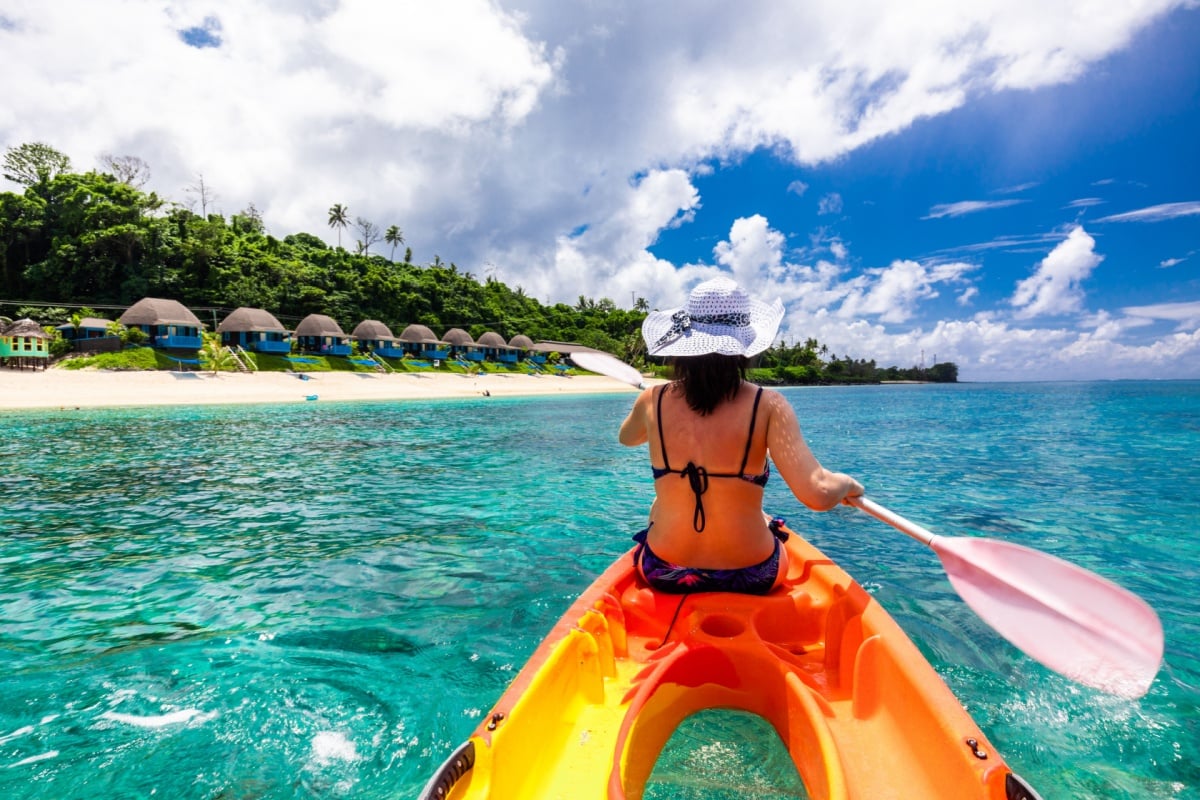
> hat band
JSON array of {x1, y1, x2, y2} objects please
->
[{"x1": 651, "y1": 309, "x2": 751, "y2": 351}]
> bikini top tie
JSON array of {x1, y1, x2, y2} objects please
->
[{"x1": 651, "y1": 385, "x2": 769, "y2": 532}]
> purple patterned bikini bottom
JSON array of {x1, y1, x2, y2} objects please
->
[{"x1": 631, "y1": 519, "x2": 788, "y2": 596}]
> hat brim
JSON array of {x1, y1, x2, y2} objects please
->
[{"x1": 642, "y1": 297, "x2": 784, "y2": 357}]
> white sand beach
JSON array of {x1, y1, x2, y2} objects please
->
[{"x1": 0, "y1": 368, "x2": 652, "y2": 411}]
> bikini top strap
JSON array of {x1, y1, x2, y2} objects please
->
[
  {"x1": 655, "y1": 384, "x2": 672, "y2": 472},
  {"x1": 737, "y1": 387, "x2": 765, "y2": 475}
]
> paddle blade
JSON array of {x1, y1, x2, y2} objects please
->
[
  {"x1": 568, "y1": 351, "x2": 645, "y2": 388},
  {"x1": 932, "y1": 536, "x2": 1163, "y2": 698}
]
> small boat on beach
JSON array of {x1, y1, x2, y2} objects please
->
[{"x1": 420, "y1": 522, "x2": 1043, "y2": 799}]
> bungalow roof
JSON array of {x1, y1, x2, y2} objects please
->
[
  {"x1": 399, "y1": 324, "x2": 445, "y2": 344},
  {"x1": 476, "y1": 331, "x2": 514, "y2": 349},
  {"x1": 217, "y1": 307, "x2": 287, "y2": 333},
  {"x1": 353, "y1": 320, "x2": 395, "y2": 340},
  {"x1": 120, "y1": 297, "x2": 203, "y2": 327},
  {"x1": 442, "y1": 328, "x2": 475, "y2": 346},
  {"x1": 294, "y1": 314, "x2": 347, "y2": 337},
  {"x1": 2, "y1": 318, "x2": 48, "y2": 338}
]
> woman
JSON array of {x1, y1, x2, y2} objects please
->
[{"x1": 619, "y1": 277, "x2": 863, "y2": 594}]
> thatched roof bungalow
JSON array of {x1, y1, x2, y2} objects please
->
[
  {"x1": 217, "y1": 307, "x2": 291, "y2": 354},
  {"x1": 507, "y1": 334, "x2": 542, "y2": 363},
  {"x1": 1, "y1": 318, "x2": 50, "y2": 368},
  {"x1": 119, "y1": 298, "x2": 203, "y2": 350},
  {"x1": 476, "y1": 331, "x2": 518, "y2": 364},
  {"x1": 398, "y1": 324, "x2": 450, "y2": 361},
  {"x1": 352, "y1": 320, "x2": 405, "y2": 358},
  {"x1": 294, "y1": 314, "x2": 351, "y2": 356},
  {"x1": 442, "y1": 328, "x2": 485, "y2": 362}
]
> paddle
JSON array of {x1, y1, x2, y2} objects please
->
[
  {"x1": 568, "y1": 351, "x2": 646, "y2": 389},
  {"x1": 846, "y1": 496, "x2": 1162, "y2": 698}
]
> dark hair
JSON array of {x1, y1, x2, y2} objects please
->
[{"x1": 670, "y1": 353, "x2": 748, "y2": 415}]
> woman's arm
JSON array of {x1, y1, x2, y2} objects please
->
[
  {"x1": 764, "y1": 391, "x2": 863, "y2": 511},
  {"x1": 618, "y1": 387, "x2": 653, "y2": 447}
]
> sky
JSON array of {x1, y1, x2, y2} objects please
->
[{"x1": 1, "y1": 1, "x2": 1198, "y2": 381}]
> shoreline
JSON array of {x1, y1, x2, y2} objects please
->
[{"x1": 0, "y1": 368, "x2": 653, "y2": 411}]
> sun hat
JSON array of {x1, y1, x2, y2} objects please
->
[{"x1": 642, "y1": 277, "x2": 784, "y2": 357}]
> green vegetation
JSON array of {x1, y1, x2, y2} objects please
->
[
  {"x1": 1, "y1": 142, "x2": 957, "y2": 384},
  {"x1": 59, "y1": 346, "x2": 163, "y2": 371}
]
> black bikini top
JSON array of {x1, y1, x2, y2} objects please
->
[{"x1": 651, "y1": 384, "x2": 770, "y2": 532}]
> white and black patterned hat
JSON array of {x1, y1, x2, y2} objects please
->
[{"x1": 642, "y1": 277, "x2": 784, "y2": 357}]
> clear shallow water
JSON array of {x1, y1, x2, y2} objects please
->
[{"x1": 1, "y1": 382, "x2": 1197, "y2": 799}]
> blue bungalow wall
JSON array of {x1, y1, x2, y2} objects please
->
[
  {"x1": 130, "y1": 323, "x2": 202, "y2": 350},
  {"x1": 222, "y1": 330, "x2": 292, "y2": 354},
  {"x1": 359, "y1": 338, "x2": 406, "y2": 358},
  {"x1": 452, "y1": 345, "x2": 487, "y2": 362},
  {"x1": 56, "y1": 323, "x2": 111, "y2": 341},
  {"x1": 402, "y1": 341, "x2": 450, "y2": 360},
  {"x1": 483, "y1": 347, "x2": 518, "y2": 364},
  {"x1": 298, "y1": 334, "x2": 351, "y2": 356},
  {"x1": 56, "y1": 323, "x2": 121, "y2": 353}
]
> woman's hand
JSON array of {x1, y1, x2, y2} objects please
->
[{"x1": 840, "y1": 475, "x2": 865, "y2": 504}]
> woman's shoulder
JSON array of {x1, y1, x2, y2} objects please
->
[
  {"x1": 746, "y1": 382, "x2": 783, "y2": 403},
  {"x1": 751, "y1": 385, "x2": 797, "y2": 421}
]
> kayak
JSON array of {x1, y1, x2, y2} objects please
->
[{"x1": 420, "y1": 522, "x2": 1044, "y2": 800}]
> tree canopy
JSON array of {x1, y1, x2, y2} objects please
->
[{"x1": 0, "y1": 145, "x2": 956, "y2": 383}]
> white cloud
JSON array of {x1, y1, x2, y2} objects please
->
[
  {"x1": 1010, "y1": 226, "x2": 1103, "y2": 319},
  {"x1": 1122, "y1": 301, "x2": 1200, "y2": 329},
  {"x1": 839, "y1": 259, "x2": 978, "y2": 323},
  {"x1": 713, "y1": 215, "x2": 786, "y2": 286},
  {"x1": 0, "y1": 0, "x2": 1195, "y2": 381},
  {"x1": 817, "y1": 193, "x2": 843, "y2": 215},
  {"x1": 923, "y1": 199, "x2": 1026, "y2": 219},
  {"x1": 996, "y1": 182, "x2": 1039, "y2": 194},
  {"x1": 1096, "y1": 201, "x2": 1200, "y2": 223},
  {"x1": 787, "y1": 180, "x2": 809, "y2": 196},
  {"x1": 1159, "y1": 257, "x2": 1183, "y2": 268}
]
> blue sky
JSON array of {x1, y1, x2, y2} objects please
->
[
  {"x1": 647, "y1": 9, "x2": 1200, "y2": 372},
  {"x1": 0, "y1": 1, "x2": 1198, "y2": 379}
]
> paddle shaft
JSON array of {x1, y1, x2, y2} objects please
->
[{"x1": 846, "y1": 496, "x2": 936, "y2": 546}]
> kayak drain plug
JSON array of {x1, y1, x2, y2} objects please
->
[
  {"x1": 487, "y1": 712, "x2": 506, "y2": 731},
  {"x1": 965, "y1": 738, "x2": 988, "y2": 760}
]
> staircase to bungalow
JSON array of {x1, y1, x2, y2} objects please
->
[
  {"x1": 232, "y1": 346, "x2": 257, "y2": 373},
  {"x1": 366, "y1": 352, "x2": 393, "y2": 373}
]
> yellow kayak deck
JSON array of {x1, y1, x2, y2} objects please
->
[{"x1": 421, "y1": 526, "x2": 1040, "y2": 799}]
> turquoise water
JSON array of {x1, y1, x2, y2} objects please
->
[{"x1": 1, "y1": 382, "x2": 1197, "y2": 799}]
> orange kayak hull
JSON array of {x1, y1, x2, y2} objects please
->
[{"x1": 422, "y1": 525, "x2": 1040, "y2": 799}]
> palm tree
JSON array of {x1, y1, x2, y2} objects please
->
[
  {"x1": 328, "y1": 204, "x2": 349, "y2": 249},
  {"x1": 384, "y1": 225, "x2": 404, "y2": 262},
  {"x1": 200, "y1": 332, "x2": 235, "y2": 375}
]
